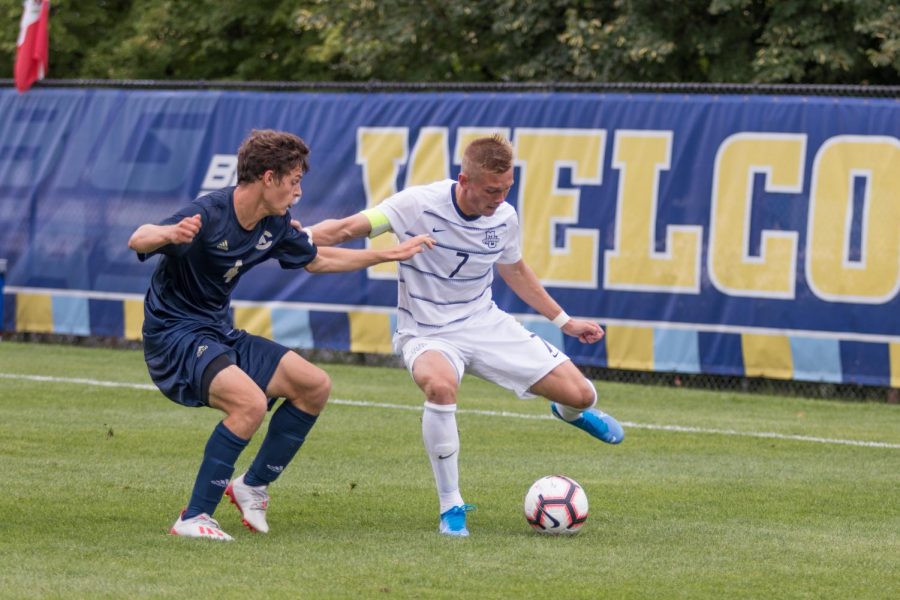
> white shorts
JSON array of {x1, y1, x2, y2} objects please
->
[{"x1": 393, "y1": 305, "x2": 570, "y2": 399}]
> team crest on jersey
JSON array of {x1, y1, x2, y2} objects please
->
[
  {"x1": 482, "y1": 229, "x2": 499, "y2": 248},
  {"x1": 255, "y1": 230, "x2": 273, "y2": 250}
]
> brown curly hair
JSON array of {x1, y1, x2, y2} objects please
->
[{"x1": 236, "y1": 129, "x2": 310, "y2": 184}]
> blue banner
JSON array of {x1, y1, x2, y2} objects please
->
[{"x1": 1, "y1": 88, "x2": 898, "y2": 386}]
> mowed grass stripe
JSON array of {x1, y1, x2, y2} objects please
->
[{"x1": 2, "y1": 371, "x2": 898, "y2": 449}]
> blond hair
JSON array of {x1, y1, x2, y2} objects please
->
[{"x1": 461, "y1": 134, "x2": 513, "y2": 178}]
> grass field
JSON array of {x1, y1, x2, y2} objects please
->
[{"x1": 0, "y1": 341, "x2": 898, "y2": 599}]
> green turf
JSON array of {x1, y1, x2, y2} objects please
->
[{"x1": 0, "y1": 341, "x2": 897, "y2": 599}]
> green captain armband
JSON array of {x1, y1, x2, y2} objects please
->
[{"x1": 361, "y1": 207, "x2": 392, "y2": 238}]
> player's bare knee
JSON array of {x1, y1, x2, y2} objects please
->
[
  {"x1": 306, "y1": 371, "x2": 332, "y2": 410},
  {"x1": 561, "y1": 381, "x2": 595, "y2": 410},
  {"x1": 578, "y1": 380, "x2": 598, "y2": 409},
  {"x1": 234, "y1": 396, "x2": 268, "y2": 431},
  {"x1": 286, "y1": 368, "x2": 331, "y2": 413},
  {"x1": 423, "y1": 379, "x2": 457, "y2": 405}
]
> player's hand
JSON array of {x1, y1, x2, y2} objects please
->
[
  {"x1": 387, "y1": 234, "x2": 435, "y2": 261},
  {"x1": 170, "y1": 214, "x2": 202, "y2": 244},
  {"x1": 563, "y1": 319, "x2": 605, "y2": 344}
]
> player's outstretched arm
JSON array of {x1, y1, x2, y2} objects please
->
[
  {"x1": 305, "y1": 234, "x2": 434, "y2": 273},
  {"x1": 496, "y1": 260, "x2": 604, "y2": 344},
  {"x1": 127, "y1": 214, "x2": 202, "y2": 254},
  {"x1": 306, "y1": 213, "x2": 374, "y2": 247}
]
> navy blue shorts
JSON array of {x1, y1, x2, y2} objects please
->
[{"x1": 143, "y1": 324, "x2": 289, "y2": 408}]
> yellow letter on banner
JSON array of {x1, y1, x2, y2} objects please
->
[
  {"x1": 358, "y1": 128, "x2": 451, "y2": 278},
  {"x1": 406, "y1": 127, "x2": 450, "y2": 187},
  {"x1": 357, "y1": 128, "x2": 408, "y2": 278},
  {"x1": 709, "y1": 133, "x2": 805, "y2": 299},
  {"x1": 604, "y1": 131, "x2": 701, "y2": 292},
  {"x1": 807, "y1": 136, "x2": 900, "y2": 303},
  {"x1": 514, "y1": 129, "x2": 603, "y2": 287}
]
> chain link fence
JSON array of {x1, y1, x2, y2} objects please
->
[
  {"x1": 0, "y1": 79, "x2": 900, "y2": 98},
  {"x1": 1, "y1": 78, "x2": 899, "y2": 97}
]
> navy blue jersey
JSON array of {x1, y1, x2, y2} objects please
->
[{"x1": 138, "y1": 187, "x2": 316, "y2": 339}]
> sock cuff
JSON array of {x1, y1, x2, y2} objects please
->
[
  {"x1": 215, "y1": 421, "x2": 250, "y2": 447},
  {"x1": 424, "y1": 401, "x2": 457, "y2": 413},
  {"x1": 277, "y1": 399, "x2": 318, "y2": 425}
]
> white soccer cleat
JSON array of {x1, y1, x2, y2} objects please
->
[
  {"x1": 170, "y1": 511, "x2": 234, "y2": 541},
  {"x1": 225, "y1": 473, "x2": 270, "y2": 533}
]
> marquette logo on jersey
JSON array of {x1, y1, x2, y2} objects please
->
[
  {"x1": 482, "y1": 229, "x2": 499, "y2": 248},
  {"x1": 255, "y1": 230, "x2": 273, "y2": 250}
]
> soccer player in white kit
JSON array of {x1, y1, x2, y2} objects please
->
[{"x1": 309, "y1": 135, "x2": 624, "y2": 536}]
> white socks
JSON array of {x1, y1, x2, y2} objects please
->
[
  {"x1": 422, "y1": 401, "x2": 464, "y2": 513},
  {"x1": 554, "y1": 379, "x2": 598, "y2": 421}
]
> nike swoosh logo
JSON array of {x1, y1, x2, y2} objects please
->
[
  {"x1": 437, "y1": 451, "x2": 457, "y2": 460},
  {"x1": 432, "y1": 227, "x2": 446, "y2": 233}
]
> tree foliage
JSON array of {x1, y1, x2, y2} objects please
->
[{"x1": 1, "y1": 0, "x2": 897, "y2": 84}]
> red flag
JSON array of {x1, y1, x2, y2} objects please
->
[{"x1": 14, "y1": 0, "x2": 50, "y2": 93}]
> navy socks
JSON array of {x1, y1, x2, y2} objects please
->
[
  {"x1": 183, "y1": 421, "x2": 248, "y2": 519},
  {"x1": 244, "y1": 401, "x2": 318, "y2": 487},
  {"x1": 181, "y1": 402, "x2": 317, "y2": 519}
]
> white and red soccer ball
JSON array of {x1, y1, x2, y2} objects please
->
[{"x1": 524, "y1": 475, "x2": 589, "y2": 535}]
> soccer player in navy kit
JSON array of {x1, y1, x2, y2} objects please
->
[
  {"x1": 309, "y1": 135, "x2": 624, "y2": 537},
  {"x1": 128, "y1": 129, "x2": 433, "y2": 541}
]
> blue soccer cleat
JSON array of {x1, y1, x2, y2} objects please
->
[
  {"x1": 439, "y1": 504, "x2": 476, "y2": 537},
  {"x1": 551, "y1": 402, "x2": 625, "y2": 444}
]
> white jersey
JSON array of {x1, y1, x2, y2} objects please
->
[{"x1": 378, "y1": 179, "x2": 522, "y2": 335}]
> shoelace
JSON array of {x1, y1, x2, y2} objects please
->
[
  {"x1": 445, "y1": 504, "x2": 476, "y2": 519},
  {"x1": 195, "y1": 514, "x2": 224, "y2": 529},
  {"x1": 245, "y1": 486, "x2": 269, "y2": 510}
]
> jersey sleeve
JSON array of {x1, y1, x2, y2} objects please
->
[
  {"x1": 497, "y1": 211, "x2": 522, "y2": 264},
  {"x1": 271, "y1": 216, "x2": 318, "y2": 269},
  {"x1": 377, "y1": 188, "x2": 421, "y2": 239},
  {"x1": 136, "y1": 202, "x2": 208, "y2": 262}
]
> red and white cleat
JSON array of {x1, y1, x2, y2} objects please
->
[
  {"x1": 225, "y1": 473, "x2": 270, "y2": 533},
  {"x1": 170, "y1": 511, "x2": 234, "y2": 541}
]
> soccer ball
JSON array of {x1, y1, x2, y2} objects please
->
[{"x1": 523, "y1": 475, "x2": 588, "y2": 535}]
